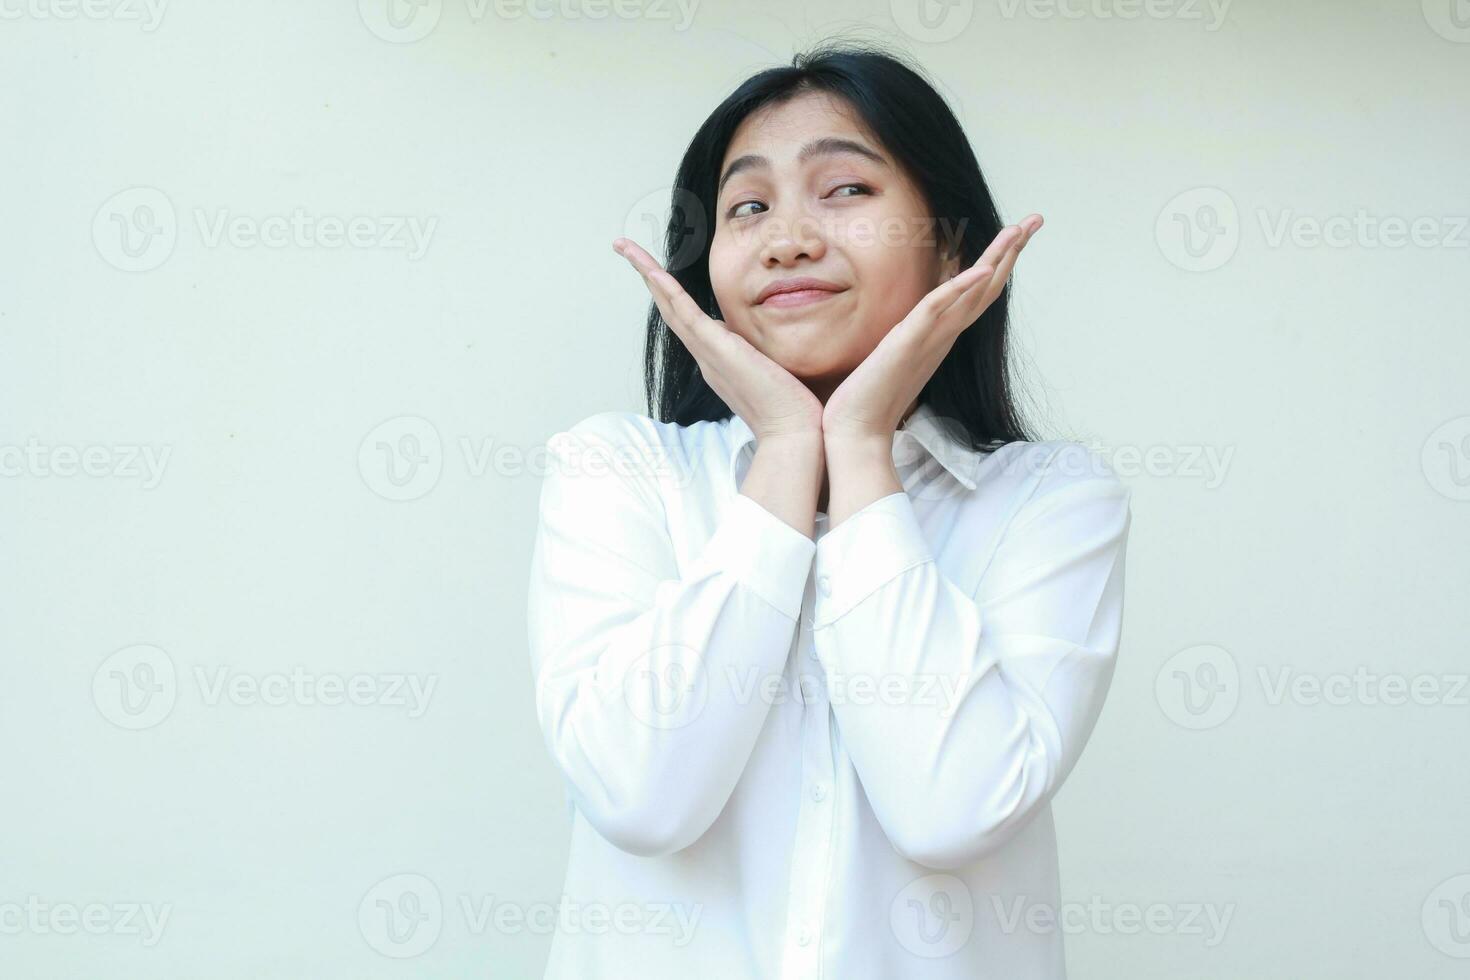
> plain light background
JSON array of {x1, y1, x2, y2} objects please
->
[{"x1": 2, "y1": 0, "x2": 1467, "y2": 976}]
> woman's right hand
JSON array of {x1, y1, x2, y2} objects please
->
[{"x1": 613, "y1": 238, "x2": 824, "y2": 443}]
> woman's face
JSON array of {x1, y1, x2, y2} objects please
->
[{"x1": 708, "y1": 90, "x2": 959, "y2": 397}]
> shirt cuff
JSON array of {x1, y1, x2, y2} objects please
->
[
  {"x1": 697, "y1": 491, "x2": 817, "y2": 621},
  {"x1": 812, "y1": 491, "x2": 933, "y2": 629}
]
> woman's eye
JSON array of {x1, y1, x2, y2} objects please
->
[{"x1": 726, "y1": 184, "x2": 870, "y2": 220}]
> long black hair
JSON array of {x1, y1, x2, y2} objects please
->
[{"x1": 642, "y1": 40, "x2": 1037, "y2": 453}]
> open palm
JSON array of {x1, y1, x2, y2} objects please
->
[
  {"x1": 613, "y1": 237, "x2": 824, "y2": 441},
  {"x1": 822, "y1": 215, "x2": 1042, "y2": 446}
]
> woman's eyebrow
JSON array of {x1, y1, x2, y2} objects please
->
[{"x1": 717, "y1": 137, "x2": 888, "y2": 196}]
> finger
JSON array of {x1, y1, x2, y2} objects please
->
[
  {"x1": 612, "y1": 237, "x2": 671, "y2": 284},
  {"x1": 883, "y1": 262, "x2": 996, "y2": 356},
  {"x1": 612, "y1": 239, "x2": 688, "y2": 322},
  {"x1": 939, "y1": 216, "x2": 1042, "y2": 328},
  {"x1": 925, "y1": 223, "x2": 1021, "y2": 321},
  {"x1": 972, "y1": 224, "x2": 1025, "y2": 278},
  {"x1": 612, "y1": 238, "x2": 717, "y2": 351},
  {"x1": 979, "y1": 216, "x2": 1040, "y2": 306},
  {"x1": 646, "y1": 266, "x2": 730, "y2": 354},
  {"x1": 951, "y1": 216, "x2": 1041, "y2": 323},
  {"x1": 925, "y1": 261, "x2": 996, "y2": 321},
  {"x1": 614, "y1": 240, "x2": 698, "y2": 346}
]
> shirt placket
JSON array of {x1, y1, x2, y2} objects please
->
[{"x1": 780, "y1": 513, "x2": 837, "y2": 980}]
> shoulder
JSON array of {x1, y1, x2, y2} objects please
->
[
  {"x1": 960, "y1": 440, "x2": 1132, "y2": 552},
  {"x1": 543, "y1": 410, "x2": 665, "y2": 480},
  {"x1": 979, "y1": 439, "x2": 1131, "y2": 512},
  {"x1": 553, "y1": 410, "x2": 726, "y2": 456},
  {"x1": 553, "y1": 409, "x2": 661, "y2": 451},
  {"x1": 547, "y1": 410, "x2": 731, "y2": 490},
  {"x1": 1038, "y1": 440, "x2": 1127, "y2": 490}
]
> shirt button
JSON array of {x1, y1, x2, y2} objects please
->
[
  {"x1": 806, "y1": 645, "x2": 818, "y2": 661},
  {"x1": 797, "y1": 925, "x2": 812, "y2": 946},
  {"x1": 817, "y1": 575, "x2": 831, "y2": 597},
  {"x1": 811, "y1": 782, "x2": 827, "y2": 802}
]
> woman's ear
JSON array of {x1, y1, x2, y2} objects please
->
[{"x1": 937, "y1": 245, "x2": 962, "y2": 286}]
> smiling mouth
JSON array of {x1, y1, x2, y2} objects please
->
[{"x1": 759, "y1": 288, "x2": 845, "y2": 309}]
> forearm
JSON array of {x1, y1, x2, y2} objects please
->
[
  {"x1": 738, "y1": 432, "x2": 824, "y2": 539},
  {"x1": 530, "y1": 414, "x2": 822, "y2": 856},
  {"x1": 823, "y1": 434, "x2": 902, "y2": 528},
  {"x1": 807, "y1": 459, "x2": 1133, "y2": 868}
]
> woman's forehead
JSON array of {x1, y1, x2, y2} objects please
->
[{"x1": 724, "y1": 92, "x2": 875, "y2": 159}]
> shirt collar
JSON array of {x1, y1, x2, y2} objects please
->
[{"x1": 724, "y1": 401, "x2": 981, "y2": 491}]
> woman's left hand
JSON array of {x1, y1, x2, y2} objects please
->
[{"x1": 821, "y1": 214, "x2": 1043, "y2": 450}]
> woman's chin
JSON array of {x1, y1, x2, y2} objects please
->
[
  {"x1": 745, "y1": 327, "x2": 864, "y2": 382},
  {"x1": 778, "y1": 354, "x2": 859, "y2": 387}
]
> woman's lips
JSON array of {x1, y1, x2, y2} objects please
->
[{"x1": 759, "y1": 288, "x2": 845, "y2": 308}]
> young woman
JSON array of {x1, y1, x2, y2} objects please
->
[{"x1": 527, "y1": 42, "x2": 1132, "y2": 980}]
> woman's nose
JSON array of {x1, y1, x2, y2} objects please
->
[{"x1": 760, "y1": 213, "x2": 828, "y2": 266}]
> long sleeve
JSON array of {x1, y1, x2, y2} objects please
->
[
  {"x1": 527, "y1": 412, "x2": 817, "y2": 857},
  {"x1": 810, "y1": 442, "x2": 1132, "y2": 870}
]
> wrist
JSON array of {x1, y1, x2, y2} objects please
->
[
  {"x1": 756, "y1": 429, "x2": 825, "y2": 459},
  {"x1": 822, "y1": 433, "x2": 901, "y2": 528},
  {"x1": 822, "y1": 430, "x2": 893, "y2": 467}
]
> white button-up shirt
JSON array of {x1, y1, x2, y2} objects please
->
[{"x1": 526, "y1": 402, "x2": 1132, "y2": 979}]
